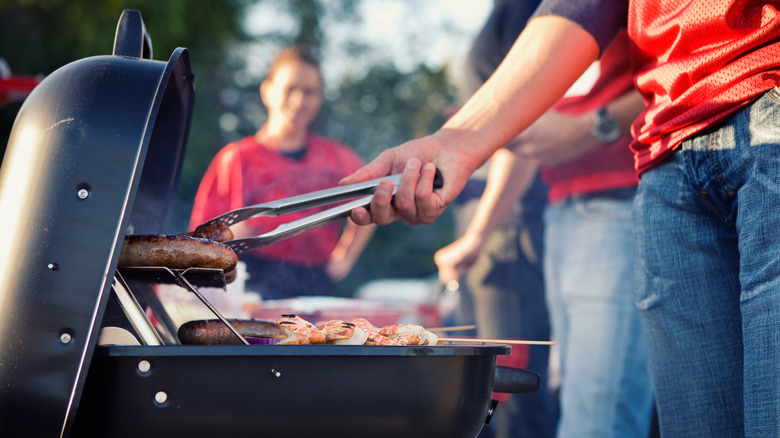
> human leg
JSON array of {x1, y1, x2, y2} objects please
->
[
  {"x1": 545, "y1": 194, "x2": 653, "y2": 438},
  {"x1": 469, "y1": 218, "x2": 556, "y2": 438},
  {"x1": 633, "y1": 88, "x2": 780, "y2": 436}
]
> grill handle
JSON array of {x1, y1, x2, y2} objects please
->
[
  {"x1": 113, "y1": 9, "x2": 153, "y2": 59},
  {"x1": 493, "y1": 365, "x2": 540, "y2": 394}
]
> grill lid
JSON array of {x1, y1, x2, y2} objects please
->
[{"x1": 0, "y1": 10, "x2": 194, "y2": 436}]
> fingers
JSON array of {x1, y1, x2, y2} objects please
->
[
  {"x1": 340, "y1": 149, "x2": 398, "y2": 186},
  {"x1": 349, "y1": 206, "x2": 373, "y2": 226},
  {"x1": 367, "y1": 178, "x2": 400, "y2": 225},
  {"x1": 415, "y1": 162, "x2": 443, "y2": 224},
  {"x1": 348, "y1": 159, "x2": 444, "y2": 226},
  {"x1": 391, "y1": 159, "x2": 424, "y2": 225}
]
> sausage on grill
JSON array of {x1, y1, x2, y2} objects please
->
[
  {"x1": 117, "y1": 234, "x2": 238, "y2": 271},
  {"x1": 178, "y1": 319, "x2": 287, "y2": 345}
]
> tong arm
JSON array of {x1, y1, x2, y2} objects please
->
[
  {"x1": 223, "y1": 195, "x2": 373, "y2": 254},
  {"x1": 199, "y1": 174, "x2": 403, "y2": 228}
]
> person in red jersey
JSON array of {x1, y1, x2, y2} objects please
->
[
  {"x1": 191, "y1": 47, "x2": 374, "y2": 300},
  {"x1": 342, "y1": 1, "x2": 780, "y2": 436}
]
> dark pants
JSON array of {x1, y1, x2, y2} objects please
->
[{"x1": 242, "y1": 255, "x2": 333, "y2": 300}]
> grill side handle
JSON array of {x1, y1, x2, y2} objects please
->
[
  {"x1": 113, "y1": 9, "x2": 152, "y2": 59},
  {"x1": 493, "y1": 365, "x2": 540, "y2": 394}
]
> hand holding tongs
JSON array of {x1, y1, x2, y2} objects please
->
[{"x1": 200, "y1": 172, "x2": 442, "y2": 255}]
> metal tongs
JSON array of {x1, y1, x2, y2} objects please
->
[{"x1": 199, "y1": 172, "x2": 441, "y2": 255}]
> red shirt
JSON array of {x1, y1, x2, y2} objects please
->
[
  {"x1": 534, "y1": 0, "x2": 780, "y2": 175},
  {"x1": 629, "y1": 1, "x2": 780, "y2": 174},
  {"x1": 189, "y1": 130, "x2": 364, "y2": 265},
  {"x1": 543, "y1": 31, "x2": 638, "y2": 202}
]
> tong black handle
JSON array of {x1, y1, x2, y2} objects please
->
[{"x1": 433, "y1": 168, "x2": 444, "y2": 189}]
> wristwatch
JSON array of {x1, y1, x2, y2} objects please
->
[{"x1": 591, "y1": 107, "x2": 621, "y2": 143}]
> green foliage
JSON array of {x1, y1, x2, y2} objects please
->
[{"x1": 0, "y1": 0, "x2": 250, "y2": 186}]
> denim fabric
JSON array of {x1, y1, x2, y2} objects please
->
[
  {"x1": 545, "y1": 193, "x2": 654, "y2": 438},
  {"x1": 633, "y1": 88, "x2": 780, "y2": 437}
]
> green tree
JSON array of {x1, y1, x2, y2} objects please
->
[{"x1": 0, "y1": 0, "x2": 253, "y2": 178}]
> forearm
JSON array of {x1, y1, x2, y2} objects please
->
[
  {"x1": 433, "y1": 148, "x2": 538, "y2": 284},
  {"x1": 462, "y1": 148, "x2": 538, "y2": 242},
  {"x1": 343, "y1": 15, "x2": 600, "y2": 227},
  {"x1": 559, "y1": 88, "x2": 645, "y2": 159},
  {"x1": 330, "y1": 221, "x2": 375, "y2": 266},
  {"x1": 435, "y1": 16, "x2": 600, "y2": 170},
  {"x1": 511, "y1": 88, "x2": 645, "y2": 167}
]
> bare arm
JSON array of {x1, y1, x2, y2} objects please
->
[
  {"x1": 513, "y1": 89, "x2": 645, "y2": 167},
  {"x1": 434, "y1": 149, "x2": 538, "y2": 284},
  {"x1": 341, "y1": 15, "x2": 599, "y2": 226},
  {"x1": 326, "y1": 221, "x2": 376, "y2": 282}
]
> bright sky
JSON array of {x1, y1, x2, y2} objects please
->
[{"x1": 243, "y1": 0, "x2": 493, "y2": 89}]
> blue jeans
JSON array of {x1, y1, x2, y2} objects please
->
[
  {"x1": 545, "y1": 191, "x2": 654, "y2": 438},
  {"x1": 633, "y1": 88, "x2": 780, "y2": 437}
]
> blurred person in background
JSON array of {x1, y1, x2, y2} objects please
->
[
  {"x1": 344, "y1": 1, "x2": 780, "y2": 436},
  {"x1": 190, "y1": 46, "x2": 375, "y2": 300},
  {"x1": 433, "y1": 1, "x2": 555, "y2": 437}
]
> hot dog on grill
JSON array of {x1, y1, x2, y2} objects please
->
[
  {"x1": 178, "y1": 318, "x2": 287, "y2": 345},
  {"x1": 117, "y1": 234, "x2": 238, "y2": 271},
  {"x1": 182, "y1": 223, "x2": 234, "y2": 242}
]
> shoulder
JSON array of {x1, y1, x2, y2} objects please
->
[{"x1": 212, "y1": 136, "x2": 261, "y2": 161}]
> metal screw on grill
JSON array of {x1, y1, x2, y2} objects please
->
[
  {"x1": 59, "y1": 332, "x2": 72, "y2": 344},
  {"x1": 154, "y1": 391, "x2": 168, "y2": 405},
  {"x1": 77, "y1": 188, "x2": 89, "y2": 199},
  {"x1": 138, "y1": 360, "x2": 151, "y2": 374},
  {"x1": 47, "y1": 263, "x2": 59, "y2": 271},
  {"x1": 270, "y1": 368, "x2": 281, "y2": 377}
]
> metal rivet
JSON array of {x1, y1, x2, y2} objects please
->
[
  {"x1": 154, "y1": 391, "x2": 168, "y2": 404},
  {"x1": 77, "y1": 188, "x2": 89, "y2": 199},
  {"x1": 270, "y1": 368, "x2": 281, "y2": 377},
  {"x1": 48, "y1": 263, "x2": 59, "y2": 271},
  {"x1": 60, "y1": 332, "x2": 72, "y2": 344},
  {"x1": 138, "y1": 360, "x2": 151, "y2": 373}
]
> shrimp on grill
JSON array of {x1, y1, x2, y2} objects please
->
[
  {"x1": 277, "y1": 314, "x2": 325, "y2": 344},
  {"x1": 351, "y1": 318, "x2": 402, "y2": 345},
  {"x1": 380, "y1": 323, "x2": 439, "y2": 346},
  {"x1": 393, "y1": 334, "x2": 421, "y2": 345},
  {"x1": 277, "y1": 330, "x2": 310, "y2": 345},
  {"x1": 318, "y1": 320, "x2": 356, "y2": 342}
]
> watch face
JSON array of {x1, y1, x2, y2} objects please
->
[
  {"x1": 593, "y1": 109, "x2": 620, "y2": 142},
  {"x1": 598, "y1": 120, "x2": 619, "y2": 135}
]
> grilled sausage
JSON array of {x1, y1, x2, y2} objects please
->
[
  {"x1": 178, "y1": 319, "x2": 287, "y2": 345},
  {"x1": 183, "y1": 223, "x2": 234, "y2": 242},
  {"x1": 117, "y1": 234, "x2": 238, "y2": 271}
]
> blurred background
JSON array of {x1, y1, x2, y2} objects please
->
[{"x1": 0, "y1": 0, "x2": 490, "y2": 297}]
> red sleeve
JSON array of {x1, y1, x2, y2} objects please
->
[{"x1": 188, "y1": 144, "x2": 244, "y2": 230}]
